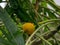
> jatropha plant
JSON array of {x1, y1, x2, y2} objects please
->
[{"x1": 0, "y1": 0, "x2": 60, "y2": 45}]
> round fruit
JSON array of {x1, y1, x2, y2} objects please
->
[{"x1": 22, "y1": 23, "x2": 35, "y2": 35}]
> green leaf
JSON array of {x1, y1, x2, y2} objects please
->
[
  {"x1": 0, "y1": 7, "x2": 25, "y2": 45},
  {"x1": 0, "y1": 27, "x2": 13, "y2": 43},
  {"x1": 0, "y1": 37, "x2": 12, "y2": 45},
  {"x1": 41, "y1": 1, "x2": 47, "y2": 7}
]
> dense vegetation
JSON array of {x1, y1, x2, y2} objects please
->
[{"x1": 0, "y1": 0, "x2": 60, "y2": 45}]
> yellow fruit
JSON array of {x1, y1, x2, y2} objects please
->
[{"x1": 22, "y1": 23, "x2": 35, "y2": 35}]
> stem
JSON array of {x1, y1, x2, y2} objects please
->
[
  {"x1": 35, "y1": 0, "x2": 39, "y2": 11},
  {"x1": 30, "y1": 30, "x2": 51, "y2": 44},
  {"x1": 25, "y1": 22, "x2": 52, "y2": 45},
  {"x1": 32, "y1": 25, "x2": 60, "y2": 45},
  {"x1": 38, "y1": 19, "x2": 60, "y2": 24},
  {"x1": 36, "y1": 34, "x2": 52, "y2": 45},
  {"x1": 25, "y1": 19, "x2": 60, "y2": 45}
]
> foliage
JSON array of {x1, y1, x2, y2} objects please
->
[{"x1": 0, "y1": 0, "x2": 60, "y2": 45}]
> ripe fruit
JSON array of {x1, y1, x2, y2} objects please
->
[{"x1": 22, "y1": 23, "x2": 35, "y2": 35}]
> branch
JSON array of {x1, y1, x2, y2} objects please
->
[{"x1": 32, "y1": 25, "x2": 60, "y2": 45}]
